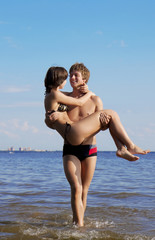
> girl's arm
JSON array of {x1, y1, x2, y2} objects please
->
[{"x1": 55, "y1": 90, "x2": 94, "y2": 107}]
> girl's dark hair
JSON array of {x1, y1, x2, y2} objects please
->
[{"x1": 44, "y1": 66, "x2": 68, "y2": 94}]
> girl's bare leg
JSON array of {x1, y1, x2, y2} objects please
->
[
  {"x1": 67, "y1": 111, "x2": 106, "y2": 145},
  {"x1": 99, "y1": 112, "x2": 139, "y2": 160},
  {"x1": 110, "y1": 131, "x2": 139, "y2": 161},
  {"x1": 63, "y1": 155, "x2": 84, "y2": 226},
  {"x1": 103, "y1": 109, "x2": 150, "y2": 155},
  {"x1": 67, "y1": 110, "x2": 149, "y2": 160}
]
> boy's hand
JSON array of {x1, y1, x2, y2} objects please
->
[
  {"x1": 49, "y1": 112, "x2": 60, "y2": 122},
  {"x1": 99, "y1": 112, "x2": 111, "y2": 130},
  {"x1": 45, "y1": 111, "x2": 60, "y2": 123}
]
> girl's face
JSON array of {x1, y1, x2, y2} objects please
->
[{"x1": 59, "y1": 80, "x2": 67, "y2": 89}]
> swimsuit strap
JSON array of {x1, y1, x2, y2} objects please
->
[
  {"x1": 58, "y1": 103, "x2": 69, "y2": 112},
  {"x1": 64, "y1": 122, "x2": 71, "y2": 144}
]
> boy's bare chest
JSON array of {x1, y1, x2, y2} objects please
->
[{"x1": 68, "y1": 99, "x2": 96, "y2": 122}]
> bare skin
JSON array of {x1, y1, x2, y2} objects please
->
[
  {"x1": 102, "y1": 109, "x2": 150, "y2": 161},
  {"x1": 46, "y1": 73, "x2": 150, "y2": 162},
  {"x1": 45, "y1": 71, "x2": 103, "y2": 226},
  {"x1": 63, "y1": 154, "x2": 97, "y2": 226},
  {"x1": 45, "y1": 69, "x2": 150, "y2": 226},
  {"x1": 62, "y1": 99, "x2": 150, "y2": 226},
  {"x1": 47, "y1": 108, "x2": 149, "y2": 162},
  {"x1": 63, "y1": 79, "x2": 103, "y2": 226},
  {"x1": 51, "y1": 109, "x2": 149, "y2": 162}
]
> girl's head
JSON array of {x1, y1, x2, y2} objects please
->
[{"x1": 44, "y1": 66, "x2": 68, "y2": 93}]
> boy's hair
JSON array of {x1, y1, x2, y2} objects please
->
[
  {"x1": 69, "y1": 63, "x2": 90, "y2": 83},
  {"x1": 44, "y1": 66, "x2": 68, "y2": 93}
]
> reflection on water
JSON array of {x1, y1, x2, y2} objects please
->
[{"x1": 0, "y1": 151, "x2": 155, "y2": 239}]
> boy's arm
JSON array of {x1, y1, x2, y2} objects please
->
[
  {"x1": 93, "y1": 95, "x2": 109, "y2": 130},
  {"x1": 94, "y1": 95, "x2": 103, "y2": 111},
  {"x1": 79, "y1": 84, "x2": 103, "y2": 111}
]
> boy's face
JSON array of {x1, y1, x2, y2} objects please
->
[{"x1": 69, "y1": 71, "x2": 86, "y2": 89}]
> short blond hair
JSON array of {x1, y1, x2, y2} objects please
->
[{"x1": 69, "y1": 63, "x2": 90, "y2": 83}]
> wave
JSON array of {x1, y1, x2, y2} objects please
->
[{"x1": 0, "y1": 212, "x2": 154, "y2": 240}]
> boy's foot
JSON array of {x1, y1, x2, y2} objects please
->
[
  {"x1": 116, "y1": 148, "x2": 139, "y2": 161},
  {"x1": 128, "y1": 145, "x2": 150, "y2": 155}
]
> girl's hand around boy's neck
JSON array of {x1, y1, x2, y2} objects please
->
[{"x1": 79, "y1": 83, "x2": 89, "y2": 94}]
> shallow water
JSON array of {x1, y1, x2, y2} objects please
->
[{"x1": 0, "y1": 151, "x2": 154, "y2": 239}]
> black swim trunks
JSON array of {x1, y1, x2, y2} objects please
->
[{"x1": 63, "y1": 144, "x2": 97, "y2": 161}]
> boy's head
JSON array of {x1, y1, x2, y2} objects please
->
[{"x1": 69, "y1": 63, "x2": 90, "y2": 83}]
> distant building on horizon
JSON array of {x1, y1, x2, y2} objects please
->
[
  {"x1": 8, "y1": 147, "x2": 15, "y2": 152},
  {"x1": 6, "y1": 147, "x2": 32, "y2": 152},
  {"x1": 19, "y1": 147, "x2": 31, "y2": 151}
]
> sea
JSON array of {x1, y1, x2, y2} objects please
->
[{"x1": 0, "y1": 151, "x2": 154, "y2": 240}]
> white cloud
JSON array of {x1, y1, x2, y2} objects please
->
[
  {"x1": 3, "y1": 36, "x2": 22, "y2": 49},
  {"x1": 106, "y1": 40, "x2": 128, "y2": 48},
  {"x1": 19, "y1": 120, "x2": 38, "y2": 133},
  {"x1": 0, "y1": 21, "x2": 8, "y2": 24},
  {"x1": 1, "y1": 86, "x2": 30, "y2": 93},
  {"x1": 126, "y1": 122, "x2": 155, "y2": 138},
  {"x1": 21, "y1": 121, "x2": 29, "y2": 131},
  {"x1": 26, "y1": 26, "x2": 32, "y2": 31},
  {"x1": 31, "y1": 127, "x2": 39, "y2": 133},
  {"x1": 0, "y1": 129, "x2": 19, "y2": 138},
  {"x1": 11, "y1": 119, "x2": 39, "y2": 133},
  {"x1": 120, "y1": 40, "x2": 128, "y2": 48},
  {"x1": 46, "y1": 131, "x2": 55, "y2": 136},
  {"x1": 106, "y1": 40, "x2": 117, "y2": 48},
  {"x1": 96, "y1": 30, "x2": 103, "y2": 35},
  {"x1": 0, "y1": 122, "x2": 7, "y2": 128},
  {"x1": 144, "y1": 127, "x2": 155, "y2": 135},
  {"x1": 0, "y1": 101, "x2": 43, "y2": 108},
  {"x1": 0, "y1": 119, "x2": 39, "y2": 139}
]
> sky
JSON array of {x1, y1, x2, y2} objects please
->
[{"x1": 0, "y1": 0, "x2": 155, "y2": 151}]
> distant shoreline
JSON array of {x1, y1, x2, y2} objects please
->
[
  {"x1": 0, "y1": 150, "x2": 56, "y2": 153},
  {"x1": 0, "y1": 150, "x2": 154, "y2": 153}
]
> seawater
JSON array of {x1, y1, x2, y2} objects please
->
[{"x1": 0, "y1": 151, "x2": 154, "y2": 240}]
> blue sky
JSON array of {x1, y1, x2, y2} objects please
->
[{"x1": 0, "y1": 0, "x2": 155, "y2": 151}]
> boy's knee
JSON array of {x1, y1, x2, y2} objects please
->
[
  {"x1": 71, "y1": 184, "x2": 82, "y2": 196},
  {"x1": 82, "y1": 187, "x2": 88, "y2": 197}
]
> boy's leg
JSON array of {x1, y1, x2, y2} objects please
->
[
  {"x1": 81, "y1": 156, "x2": 97, "y2": 212},
  {"x1": 63, "y1": 155, "x2": 84, "y2": 226}
]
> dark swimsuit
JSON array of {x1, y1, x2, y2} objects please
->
[
  {"x1": 48, "y1": 103, "x2": 69, "y2": 114},
  {"x1": 57, "y1": 103, "x2": 69, "y2": 112},
  {"x1": 63, "y1": 144, "x2": 97, "y2": 161}
]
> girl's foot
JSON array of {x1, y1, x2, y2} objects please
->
[
  {"x1": 128, "y1": 145, "x2": 150, "y2": 155},
  {"x1": 116, "y1": 147, "x2": 139, "y2": 161}
]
